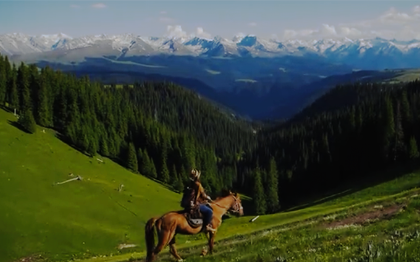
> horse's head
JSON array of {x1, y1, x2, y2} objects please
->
[{"x1": 228, "y1": 191, "x2": 244, "y2": 216}]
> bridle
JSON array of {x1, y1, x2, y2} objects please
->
[
  {"x1": 229, "y1": 195, "x2": 244, "y2": 214},
  {"x1": 210, "y1": 194, "x2": 243, "y2": 214}
]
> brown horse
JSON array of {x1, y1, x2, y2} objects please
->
[{"x1": 145, "y1": 191, "x2": 244, "y2": 262}]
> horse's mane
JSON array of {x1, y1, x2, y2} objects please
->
[{"x1": 214, "y1": 190, "x2": 235, "y2": 202}]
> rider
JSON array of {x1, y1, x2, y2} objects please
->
[{"x1": 187, "y1": 169, "x2": 216, "y2": 233}]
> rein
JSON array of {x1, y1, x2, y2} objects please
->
[{"x1": 209, "y1": 195, "x2": 243, "y2": 213}]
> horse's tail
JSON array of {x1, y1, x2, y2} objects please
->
[{"x1": 145, "y1": 217, "x2": 158, "y2": 261}]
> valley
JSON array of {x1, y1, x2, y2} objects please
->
[
  {"x1": 2, "y1": 49, "x2": 420, "y2": 261},
  {"x1": 2, "y1": 103, "x2": 420, "y2": 262},
  {"x1": 3, "y1": 3, "x2": 420, "y2": 261},
  {"x1": 3, "y1": 32, "x2": 420, "y2": 120}
]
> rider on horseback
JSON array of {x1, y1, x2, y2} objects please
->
[{"x1": 182, "y1": 169, "x2": 216, "y2": 234}]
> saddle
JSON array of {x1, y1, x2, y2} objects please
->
[{"x1": 183, "y1": 205, "x2": 203, "y2": 228}]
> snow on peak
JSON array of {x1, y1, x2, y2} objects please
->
[{"x1": 1, "y1": 32, "x2": 420, "y2": 59}]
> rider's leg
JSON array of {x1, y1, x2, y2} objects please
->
[{"x1": 199, "y1": 204, "x2": 215, "y2": 232}]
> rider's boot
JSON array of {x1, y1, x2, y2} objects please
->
[{"x1": 205, "y1": 224, "x2": 216, "y2": 233}]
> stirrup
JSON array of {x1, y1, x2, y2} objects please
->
[{"x1": 205, "y1": 224, "x2": 216, "y2": 233}]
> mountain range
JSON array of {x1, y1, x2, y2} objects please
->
[
  {"x1": 3, "y1": 33, "x2": 420, "y2": 68},
  {"x1": 2, "y1": 32, "x2": 420, "y2": 119}
]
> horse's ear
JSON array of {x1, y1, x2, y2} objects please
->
[
  {"x1": 229, "y1": 190, "x2": 232, "y2": 194},
  {"x1": 234, "y1": 192, "x2": 238, "y2": 197}
]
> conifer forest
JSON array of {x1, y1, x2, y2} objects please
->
[{"x1": 2, "y1": 53, "x2": 420, "y2": 215}]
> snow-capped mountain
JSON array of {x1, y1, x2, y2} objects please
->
[{"x1": 2, "y1": 33, "x2": 420, "y2": 69}]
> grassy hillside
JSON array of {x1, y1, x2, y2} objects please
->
[
  {"x1": 83, "y1": 168, "x2": 420, "y2": 262},
  {"x1": 0, "y1": 108, "x2": 184, "y2": 262},
  {"x1": 2, "y1": 98, "x2": 420, "y2": 262}
]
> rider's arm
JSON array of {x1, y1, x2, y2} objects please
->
[{"x1": 196, "y1": 182, "x2": 211, "y2": 201}]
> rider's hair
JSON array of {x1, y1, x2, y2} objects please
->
[{"x1": 190, "y1": 169, "x2": 201, "y2": 181}]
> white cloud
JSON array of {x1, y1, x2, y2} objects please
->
[
  {"x1": 164, "y1": 25, "x2": 212, "y2": 39},
  {"x1": 378, "y1": 7, "x2": 415, "y2": 25},
  {"x1": 165, "y1": 25, "x2": 188, "y2": 39},
  {"x1": 282, "y1": 6, "x2": 420, "y2": 40},
  {"x1": 338, "y1": 27, "x2": 362, "y2": 38},
  {"x1": 321, "y1": 24, "x2": 337, "y2": 36},
  {"x1": 195, "y1": 27, "x2": 211, "y2": 39},
  {"x1": 248, "y1": 22, "x2": 257, "y2": 27},
  {"x1": 91, "y1": 3, "x2": 106, "y2": 9}
]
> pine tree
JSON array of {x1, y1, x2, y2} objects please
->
[
  {"x1": 35, "y1": 73, "x2": 51, "y2": 127},
  {"x1": 382, "y1": 97, "x2": 395, "y2": 160},
  {"x1": 0, "y1": 56, "x2": 6, "y2": 104},
  {"x1": 170, "y1": 164, "x2": 178, "y2": 188},
  {"x1": 252, "y1": 167, "x2": 266, "y2": 215},
  {"x1": 266, "y1": 157, "x2": 280, "y2": 213},
  {"x1": 137, "y1": 147, "x2": 144, "y2": 174},
  {"x1": 150, "y1": 158, "x2": 158, "y2": 179},
  {"x1": 126, "y1": 142, "x2": 138, "y2": 173},
  {"x1": 87, "y1": 132, "x2": 98, "y2": 157},
  {"x1": 7, "y1": 66, "x2": 19, "y2": 110},
  {"x1": 141, "y1": 149, "x2": 157, "y2": 179},
  {"x1": 180, "y1": 136, "x2": 195, "y2": 170},
  {"x1": 392, "y1": 103, "x2": 406, "y2": 161},
  {"x1": 179, "y1": 165, "x2": 187, "y2": 182},
  {"x1": 18, "y1": 109, "x2": 36, "y2": 134},
  {"x1": 175, "y1": 173, "x2": 184, "y2": 192},
  {"x1": 160, "y1": 156, "x2": 170, "y2": 184},
  {"x1": 99, "y1": 135, "x2": 109, "y2": 156},
  {"x1": 408, "y1": 136, "x2": 419, "y2": 160},
  {"x1": 17, "y1": 62, "x2": 31, "y2": 112}
]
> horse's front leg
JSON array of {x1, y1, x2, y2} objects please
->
[
  {"x1": 200, "y1": 232, "x2": 210, "y2": 256},
  {"x1": 208, "y1": 231, "x2": 216, "y2": 255},
  {"x1": 200, "y1": 231, "x2": 216, "y2": 256}
]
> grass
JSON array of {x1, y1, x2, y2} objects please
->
[
  {"x1": 80, "y1": 171, "x2": 420, "y2": 262},
  {"x1": 388, "y1": 69, "x2": 420, "y2": 83},
  {"x1": 2, "y1": 106, "x2": 420, "y2": 262},
  {"x1": 0, "y1": 109, "x2": 181, "y2": 262}
]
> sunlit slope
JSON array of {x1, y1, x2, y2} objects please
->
[{"x1": 0, "y1": 109, "x2": 181, "y2": 262}]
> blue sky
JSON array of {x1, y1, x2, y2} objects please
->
[{"x1": 1, "y1": 1, "x2": 420, "y2": 40}]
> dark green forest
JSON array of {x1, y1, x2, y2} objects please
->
[
  {"x1": 254, "y1": 81, "x2": 420, "y2": 213},
  {"x1": 2, "y1": 53, "x2": 420, "y2": 216},
  {"x1": 0, "y1": 53, "x2": 257, "y2": 196}
]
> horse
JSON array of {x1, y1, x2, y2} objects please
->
[{"x1": 144, "y1": 191, "x2": 244, "y2": 262}]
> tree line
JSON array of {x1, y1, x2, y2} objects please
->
[
  {"x1": 3, "y1": 53, "x2": 420, "y2": 216},
  {"x1": 250, "y1": 80, "x2": 420, "y2": 213},
  {"x1": 0, "y1": 54, "x2": 257, "y2": 196}
]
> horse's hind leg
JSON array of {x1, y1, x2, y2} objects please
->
[
  {"x1": 152, "y1": 229, "x2": 172, "y2": 259},
  {"x1": 169, "y1": 236, "x2": 183, "y2": 261},
  {"x1": 153, "y1": 222, "x2": 178, "y2": 260}
]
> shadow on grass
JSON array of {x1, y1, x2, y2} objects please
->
[
  {"x1": 0, "y1": 105, "x2": 13, "y2": 113},
  {"x1": 55, "y1": 132, "x2": 92, "y2": 158},
  {"x1": 54, "y1": 131, "x2": 182, "y2": 196},
  {"x1": 7, "y1": 120, "x2": 31, "y2": 134},
  {"x1": 283, "y1": 162, "x2": 420, "y2": 213}
]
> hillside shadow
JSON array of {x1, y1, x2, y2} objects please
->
[
  {"x1": 7, "y1": 120, "x2": 31, "y2": 134},
  {"x1": 0, "y1": 105, "x2": 13, "y2": 113},
  {"x1": 283, "y1": 162, "x2": 420, "y2": 213},
  {"x1": 54, "y1": 132, "x2": 181, "y2": 195},
  {"x1": 55, "y1": 133, "x2": 92, "y2": 158}
]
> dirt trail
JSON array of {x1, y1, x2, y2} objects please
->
[{"x1": 323, "y1": 203, "x2": 406, "y2": 229}]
